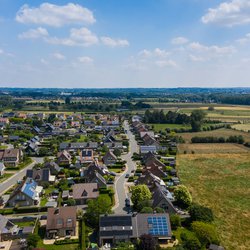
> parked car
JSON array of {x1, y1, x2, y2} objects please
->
[
  {"x1": 125, "y1": 173, "x2": 130, "y2": 178},
  {"x1": 109, "y1": 171, "x2": 117, "y2": 176},
  {"x1": 107, "y1": 180, "x2": 114, "y2": 185},
  {"x1": 125, "y1": 198, "x2": 130, "y2": 207}
]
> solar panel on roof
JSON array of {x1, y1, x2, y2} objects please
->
[{"x1": 147, "y1": 216, "x2": 169, "y2": 236}]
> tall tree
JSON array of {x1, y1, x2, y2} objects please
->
[
  {"x1": 131, "y1": 185, "x2": 152, "y2": 210},
  {"x1": 190, "y1": 110, "x2": 206, "y2": 132}
]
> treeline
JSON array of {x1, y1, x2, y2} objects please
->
[
  {"x1": 191, "y1": 135, "x2": 245, "y2": 144},
  {"x1": 217, "y1": 94, "x2": 250, "y2": 105},
  {"x1": 144, "y1": 110, "x2": 190, "y2": 124}
]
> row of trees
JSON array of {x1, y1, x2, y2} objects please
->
[
  {"x1": 191, "y1": 135, "x2": 245, "y2": 144},
  {"x1": 144, "y1": 109, "x2": 207, "y2": 132},
  {"x1": 144, "y1": 110, "x2": 190, "y2": 124}
]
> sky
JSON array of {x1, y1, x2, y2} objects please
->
[{"x1": 0, "y1": 0, "x2": 250, "y2": 88}]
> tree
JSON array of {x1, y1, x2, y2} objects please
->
[
  {"x1": 191, "y1": 221, "x2": 219, "y2": 246},
  {"x1": 27, "y1": 233, "x2": 40, "y2": 249},
  {"x1": 65, "y1": 96, "x2": 71, "y2": 105},
  {"x1": 189, "y1": 203, "x2": 214, "y2": 222},
  {"x1": 131, "y1": 185, "x2": 152, "y2": 210},
  {"x1": 113, "y1": 148, "x2": 121, "y2": 157},
  {"x1": 140, "y1": 207, "x2": 153, "y2": 213},
  {"x1": 190, "y1": 110, "x2": 206, "y2": 132},
  {"x1": 174, "y1": 185, "x2": 192, "y2": 209},
  {"x1": 85, "y1": 196, "x2": 112, "y2": 228},
  {"x1": 154, "y1": 207, "x2": 165, "y2": 213},
  {"x1": 116, "y1": 242, "x2": 134, "y2": 249},
  {"x1": 170, "y1": 214, "x2": 181, "y2": 230},
  {"x1": 138, "y1": 234, "x2": 157, "y2": 250},
  {"x1": 180, "y1": 231, "x2": 201, "y2": 250}
]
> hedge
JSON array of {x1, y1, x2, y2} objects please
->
[{"x1": 54, "y1": 239, "x2": 79, "y2": 245}]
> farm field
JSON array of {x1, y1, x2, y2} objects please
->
[
  {"x1": 178, "y1": 128, "x2": 250, "y2": 143},
  {"x1": 178, "y1": 143, "x2": 250, "y2": 154},
  {"x1": 177, "y1": 153, "x2": 250, "y2": 250},
  {"x1": 232, "y1": 123, "x2": 250, "y2": 132}
]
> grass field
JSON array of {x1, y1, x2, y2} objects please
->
[
  {"x1": 178, "y1": 128, "x2": 250, "y2": 143},
  {"x1": 149, "y1": 123, "x2": 191, "y2": 131},
  {"x1": 177, "y1": 153, "x2": 250, "y2": 250},
  {"x1": 178, "y1": 143, "x2": 250, "y2": 154},
  {"x1": 232, "y1": 124, "x2": 250, "y2": 132}
]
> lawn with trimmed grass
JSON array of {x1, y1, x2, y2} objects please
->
[
  {"x1": 0, "y1": 173, "x2": 13, "y2": 183},
  {"x1": 177, "y1": 153, "x2": 250, "y2": 250}
]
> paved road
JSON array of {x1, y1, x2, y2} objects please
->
[
  {"x1": 0, "y1": 157, "x2": 44, "y2": 195},
  {"x1": 113, "y1": 120, "x2": 138, "y2": 214}
]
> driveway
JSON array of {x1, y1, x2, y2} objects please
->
[
  {"x1": 113, "y1": 120, "x2": 138, "y2": 214},
  {"x1": 0, "y1": 157, "x2": 44, "y2": 195}
]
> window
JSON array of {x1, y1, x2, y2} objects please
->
[{"x1": 57, "y1": 219, "x2": 63, "y2": 225}]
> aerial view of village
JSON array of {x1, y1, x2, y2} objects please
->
[{"x1": 0, "y1": 1, "x2": 250, "y2": 250}]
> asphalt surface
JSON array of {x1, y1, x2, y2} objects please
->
[
  {"x1": 0, "y1": 157, "x2": 44, "y2": 195},
  {"x1": 113, "y1": 120, "x2": 138, "y2": 214}
]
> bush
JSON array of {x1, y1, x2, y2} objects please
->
[
  {"x1": 180, "y1": 231, "x2": 201, "y2": 250},
  {"x1": 54, "y1": 239, "x2": 79, "y2": 245},
  {"x1": 174, "y1": 185, "x2": 192, "y2": 209},
  {"x1": 170, "y1": 214, "x2": 181, "y2": 230},
  {"x1": 140, "y1": 207, "x2": 153, "y2": 213},
  {"x1": 191, "y1": 221, "x2": 219, "y2": 246},
  {"x1": 189, "y1": 203, "x2": 214, "y2": 222}
]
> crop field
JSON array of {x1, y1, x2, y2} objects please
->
[
  {"x1": 178, "y1": 128, "x2": 250, "y2": 143},
  {"x1": 178, "y1": 143, "x2": 250, "y2": 154},
  {"x1": 177, "y1": 153, "x2": 250, "y2": 250},
  {"x1": 232, "y1": 124, "x2": 250, "y2": 132}
]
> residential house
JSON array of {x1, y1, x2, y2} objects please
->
[
  {"x1": 0, "y1": 149, "x2": 23, "y2": 167},
  {"x1": 7, "y1": 178, "x2": 43, "y2": 207},
  {"x1": 152, "y1": 183, "x2": 177, "y2": 214},
  {"x1": 99, "y1": 213, "x2": 172, "y2": 246},
  {"x1": 72, "y1": 183, "x2": 99, "y2": 205},
  {"x1": 0, "y1": 215, "x2": 19, "y2": 241},
  {"x1": 80, "y1": 149, "x2": 94, "y2": 164},
  {"x1": 46, "y1": 206, "x2": 77, "y2": 239},
  {"x1": 57, "y1": 150, "x2": 72, "y2": 165},
  {"x1": 44, "y1": 161, "x2": 62, "y2": 175},
  {"x1": 140, "y1": 145, "x2": 157, "y2": 154},
  {"x1": 103, "y1": 151, "x2": 117, "y2": 166},
  {"x1": 26, "y1": 168, "x2": 56, "y2": 184}
]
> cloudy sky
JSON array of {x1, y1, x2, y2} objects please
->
[{"x1": 0, "y1": 0, "x2": 250, "y2": 88}]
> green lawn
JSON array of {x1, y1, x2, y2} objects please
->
[
  {"x1": 149, "y1": 123, "x2": 191, "y2": 132},
  {"x1": 15, "y1": 221, "x2": 36, "y2": 227},
  {"x1": 0, "y1": 173, "x2": 13, "y2": 183},
  {"x1": 177, "y1": 153, "x2": 250, "y2": 250}
]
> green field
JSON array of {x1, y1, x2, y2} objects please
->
[
  {"x1": 178, "y1": 128, "x2": 250, "y2": 143},
  {"x1": 0, "y1": 173, "x2": 13, "y2": 183},
  {"x1": 149, "y1": 123, "x2": 191, "y2": 132},
  {"x1": 177, "y1": 153, "x2": 250, "y2": 250}
]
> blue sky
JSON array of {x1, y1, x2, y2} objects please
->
[{"x1": 0, "y1": 0, "x2": 250, "y2": 88}]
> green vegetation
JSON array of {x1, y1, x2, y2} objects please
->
[
  {"x1": 131, "y1": 185, "x2": 152, "y2": 210},
  {"x1": 0, "y1": 173, "x2": 13, "y2": 183},
  {"x1": 174, "y1": 185, "x2": 192, "y2": 209},
  {"x1": 177, "y1": 153, "x2": 250, "y2": 250}
]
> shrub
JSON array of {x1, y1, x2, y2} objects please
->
[
  {"x1": 174, "y1": 185, "x2": 192, "y2": 209},
  {"x1": 170, "y1": 214, "x2": 181, "y2": 230},
  {"x1": 191, "y1": 221, "x2": 219, "y2": 246},
  {"x1": 180, "y1": 231, "x2": 201, "y2": 250},
  {"x1": 189, "y1": 203, "x2": 214, "y2": 222}
]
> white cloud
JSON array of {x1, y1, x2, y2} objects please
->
[
  {"x1": 46, "y1": 27, "x2": 98, "y2": 47},
  {"x1": 78, "y1": 56, "x2": 94, "y2": 64},
  {"x1": 52, "y1": 53, "x2": 65, "y2": 60},
  {"x1": 188, "y1": 42, "x2": 236, "y2": 55},
  {"x1": 171, "y1": 36, "x2": 189, "y2": 45},
  {"x1": 101, "y1": 37, "x2": 129, "y2": 47},
  {"x1": 18, "y1": 27, "x2": 98, "y2": 47},
  {"x1": 0, "y1": 49, "x2": 4, "y2": 55},
  {"x1": 155, "y1": 60, "x2": 177, "y2": 68},
  {"x1": 189, "y1": 54, "x2": 206, "y2": 62},
  {"x1": 40, "y1": 58, "x2": 49, "y2": 65},
  {"x1": 202, "y1": 0, "x2": 250, "y2": 27},
  {"x1": 18, "y1": 27, "x2": 48, "y2": 39},
  {"x1": 236, "y1": 33, "x2": 250, "y2": 44},
  {"x1": 138, "y1": 48, "x2": 169, "y2": 58},
  {"x1": 16, "y1": 3, "x2": 95, "y2": 27}
]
